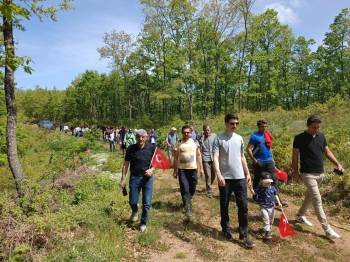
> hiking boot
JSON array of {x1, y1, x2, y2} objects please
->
[
  {"x1": 325, "y1": 227, "x2": 341, "y2": 240},
  {"x1": 130, "y1": 211, "x2": 138, "y2": 223},
  {"x1": 140, "y1": 224, "x2": 147, "y2": 233},
  {"x1": 222, "y1": 230, "x2": 232, "y2": 240},
  {"x1": 264, "y1": 231, "x2": 272, "y2": 240},
  {"x1": 242, "y1": 236, "x2": 255, "y2": 249},
  {"x1": 295, "y1": 215, "x2": 313, "y2": 226}
]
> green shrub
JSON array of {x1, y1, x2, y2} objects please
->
[{"x1": 9, "y1": 244, "x2": 32, "y2": 262}]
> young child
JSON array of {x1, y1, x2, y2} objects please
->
[{"x1": 253, "y1": 171, "x2": 282, "y2": 240}]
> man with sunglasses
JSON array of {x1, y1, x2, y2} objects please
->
[
  {"x1": 173, "y1": 125, "x2": 204, "y2": 222},
  {"x1": 213, "y1": 113, "x2": 255, "y2": 248}
]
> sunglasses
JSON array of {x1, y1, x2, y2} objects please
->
[
  {"x1": 182, "y1": 132, "x2": 191, "y2": 134},
  {"x1": 229, "y1": 122, "x2": 239, "y2": 126}
]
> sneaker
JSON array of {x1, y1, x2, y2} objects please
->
[
  {"x1": 140, "y1": 224, "x2": 147, "y2": 232},
  {"x1": 296, "y1": 215, "x2": 313, "y2": 227},
  {"x1": 325, "y1": 227, "x2": 341, "y2": 240},
  {"x1": 130, "y1": 211, "x2": 138, "y2": 223},
  {"x1": 242, "y1": 236, "x2": 255, "y2": 249},
  {"x1": 264, "y1": 231, "x2": 272, "y2": 240},
  {"x1": 222, "y1": 230, "x2": 233, "y2": 240}
]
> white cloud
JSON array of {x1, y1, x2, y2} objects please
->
[{"x1": 264, "y1": 2, "x2": 300, "y2": 25}]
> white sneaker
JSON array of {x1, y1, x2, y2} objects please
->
[
  {"x1": 296, "y1": 215, "x2": 313, "y2": 226},
  {"x1": 140, "y1": 224, "x2": 147, "y2": 232},
  {"x1": 325, "y1": 227, "x2": 341, "y2": 240},
  {"x1": 130, "y1": 211, "x2": 138, "y2": 223}
]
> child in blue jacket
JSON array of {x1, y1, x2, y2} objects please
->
[{"x1": 253, "y1": 171, "x2": 282, "y2": 240}]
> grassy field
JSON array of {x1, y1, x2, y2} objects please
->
[{"x1": 0, "y1": 96, "x2": 349, "y2": 261}]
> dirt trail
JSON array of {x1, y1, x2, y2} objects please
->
[{"x1": 146, "y1": 172, "x2": 350, "y2": 262}]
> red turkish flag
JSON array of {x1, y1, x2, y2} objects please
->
[
  {"x1": 151, "y1": 147, "x2": 172, "y2": 171},
  {"x1": 275, "y1": 168, "x2": 288, "y2": 183},
  {"x1": 278, "y1": 212, "x2": 295, "y2": 238}
]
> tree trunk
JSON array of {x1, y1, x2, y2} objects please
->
[{"x1": 3, "y1": 3, "x2": 25, "y2": 197}]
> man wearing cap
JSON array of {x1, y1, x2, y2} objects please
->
[
  {"x1": 166, "y1": 127, "x2": 178, "y2": 163},
  {"x1": 119, "y1": 129, "x2": 156, "y2": 232},
  {"x1": 292, "y1": 115, "x2": 344, "y2": 240}
]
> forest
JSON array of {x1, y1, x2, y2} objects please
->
[{"x1": 11, "y1": 1, "x2": 349, "y2": 127}]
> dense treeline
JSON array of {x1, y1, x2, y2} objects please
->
[{"x1": 16, "y1": 1, "x2": 350, "y2": 127}]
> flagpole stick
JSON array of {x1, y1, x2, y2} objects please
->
[{"x1": 149, "y1": 146, "x2": 157, "y2": 169}]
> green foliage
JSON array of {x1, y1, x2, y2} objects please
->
[
  {"x1": 137, "y1": 230, "x2": 158, "y2": 247},
  {"x1": 14, "y1": 6, "x2": 350, "y2": 125},
  {"x1": 9, "y1": 244, "x2": 32, "y2": 262},
  {"x1": 101, "y1": 154, "x2": 123, "y2": 173}
]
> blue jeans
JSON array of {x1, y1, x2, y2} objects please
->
[
  {"x1": 219, "y1": 178, "x2": 248, "y2": 238},
  {"x1": 129, "y1": 175, "x2": 154, "y2": 225}
]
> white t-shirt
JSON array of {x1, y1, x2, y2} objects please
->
[
  {"x1": 176, "y1": 138, "x2": 198, "y2": 169},
  {"x1": 109, "y1": 132, "x2": 115, "y2": 141},
  {"x1": 213, "y1": 132, "x2": 245, "y2": 179}
]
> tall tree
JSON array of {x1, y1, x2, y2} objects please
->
[
  {"x1": 0, "y1": 0, "x2": 72, "y2": 196},
  {"x1": 98, "y1": 30, "x2": 134, "y2": 122}
]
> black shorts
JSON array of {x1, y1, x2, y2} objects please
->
[{"x1": 121, "y1": 143, "x2": 126, "y2": 150}]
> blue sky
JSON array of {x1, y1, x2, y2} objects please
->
[{"x1": 16, "y1": 0, "x2": 349, "y2": 90}]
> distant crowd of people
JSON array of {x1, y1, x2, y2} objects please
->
[
  {"x1": 59, "y1": 123, "x2": 91, "y2": 137},
  {"x1": 101, "y1": 127, "x2": 159, "y2": 155}
]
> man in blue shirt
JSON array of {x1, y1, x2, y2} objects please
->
[
  {"x1": 247, "y1": 120, "x2": 275, "y2": 189},
  {"x1": 247, "y1": 120, "x2": 288, "y2": 207}
]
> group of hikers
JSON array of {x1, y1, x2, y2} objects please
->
[
  {"x1": 102, "y1": 127, "x2": 158, "y2": 154},
  {"x1": 59, "y1": 123, "x2": 91, "y2": 137},
  {"x1": 118, "y1": 113, "x2": 345, "y2": 249}
]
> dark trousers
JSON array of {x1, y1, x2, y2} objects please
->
[
  {"x1": 129, "y1": 175, "x2": 154, "y2": 225},
  {"x1": 203, "y1": 161, "x2": 216, "y2": 193},
  {"x1": 219, "y1": 178, "x2": 248, "y2": 238},
  {"x1": 178, "y1": 169, "x2": 198, "y2": 210},
  {"x1": 109, "y1": 140, "x2": 115, "y2": 152},
  {"x1": 253, "y1": 160, "x2": 276, "y2": 189}
]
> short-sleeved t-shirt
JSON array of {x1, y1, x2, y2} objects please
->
[
  {"x1": 293, "y1": 131, "x2": 327, "y2": 174},
  {"x1": 125, "y1": 143, "x2": 156, "y2": 176},
  {"x1": 254, "y1": 185, "x2": 278, "y2": 209},
  {"x1": 248, "y1": 132, "x2": 273, "y2": 161},
  {"x1": 213, "y1": 132, "x2": 245, "y2": 180},
  {"x1": 177, "y1": 138, "x2": 198, "y2": 169}
]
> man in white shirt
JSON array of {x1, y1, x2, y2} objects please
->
[{"x1": 213, "y1": 113, "x2": 255, "y2": 249}]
